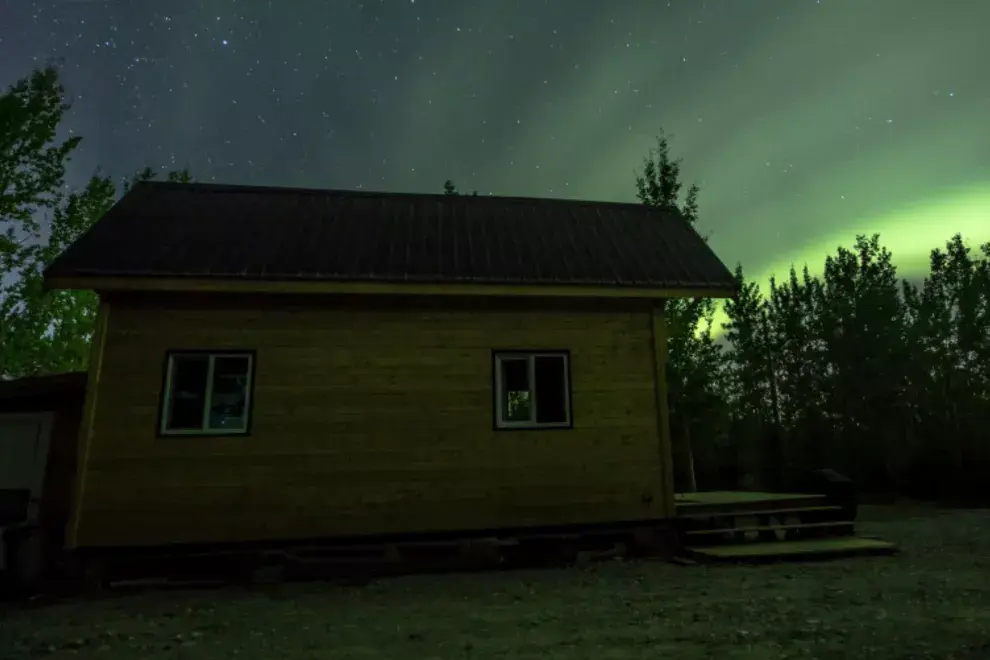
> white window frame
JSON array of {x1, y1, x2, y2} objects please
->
[
  {"x1": 160, "y1": 352, "x2": 254, "y2": 436},
  {"x1": 493, "y1": 351, "x2": 571, "y2": 430}
]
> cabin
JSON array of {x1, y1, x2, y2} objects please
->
[{"x1": 41, "y1": 182, "x2": 738, "y2": 557}]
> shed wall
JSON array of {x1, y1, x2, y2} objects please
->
[{"x1": 0, "y1": 387, "x2": 84, "y2": 564}]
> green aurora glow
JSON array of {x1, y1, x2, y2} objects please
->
[{"x1": 706, "y1": 185, "x2": 990, "y2": 335}]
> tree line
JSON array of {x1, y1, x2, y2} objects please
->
[{"x1": 4, "y1": 65, "x2": 988, "y2": 503}]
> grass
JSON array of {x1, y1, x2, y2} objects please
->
[{"x1": 2, "y1": 504, "x2": 989, "y2": 659}]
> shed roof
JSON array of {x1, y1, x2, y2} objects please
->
[
  {"x1": 44, "y1": 182, "x2": 737, "y2": 294},
  {"x1": 0, "y1": 372, "x2": 87, "y2": 402}
]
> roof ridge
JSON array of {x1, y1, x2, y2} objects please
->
[{"x1": 135, "y1": 180, "x2": 657, "y2": 212}]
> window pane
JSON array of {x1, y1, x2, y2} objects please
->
[
  {"x1": 535, "y1": 355, "x2": 568, "y2": 424},
  {"x1": 209, "y1": 356, "x2": 251, "y2": 430},
  {"x1": 500, "y1": 357, "x2": 531, "y2": 423},
  {"x1": 166, "y1": 355, "x2": 209, "y2": 430}
]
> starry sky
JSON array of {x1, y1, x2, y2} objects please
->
[{"x1": 2, "y1": 0, "x2": 989, "y2": 309}]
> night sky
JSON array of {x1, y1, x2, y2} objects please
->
[{"x1": 3, "y1": 0, "x2": 989, "y2": 301}]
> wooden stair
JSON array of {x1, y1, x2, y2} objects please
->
[
  {"x1": 685, "y1": 537, "x2": 898, "y2": 561},
  {"x1": 686, "y1": 519, "x2": 854, "y2": 540},
  {"x1": 678, "y1": 504, "x2": 844, "y2": 520},
  {"x1": 675, "y1": 491, "x2": 898, "y2": 562}
]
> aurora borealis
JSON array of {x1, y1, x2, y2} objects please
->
[{"x1": 2, "y1": 0, "x2": 988, "y2": 308}]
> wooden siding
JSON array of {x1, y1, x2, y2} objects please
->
[
  {"x1": 40, "y1": 399, "x2": 83, "y2": 561},
  {"x1": 72, "y1": 294, "x2": 669, "y2": 548},
  {"x1": 68, "y1": 300, "x2": 109, "y2": 549},
  {"x1": 650, "y1": 303, "x2": 676, "y2": 518}
]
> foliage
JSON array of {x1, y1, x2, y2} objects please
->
[
  {"x1": 0, "y1": 65, "x2": 193, "y2": 379},
  {"x1": 0, "y1": 64, "x2": 81, "y2": 256},
  {"x1": 1, "y1": 64, "x2": 83, "y2": 378},
  {"x1": 721, "y1": 265, "x2": 779, "y2": 486},
  {"x1": 634, "y1": 133, "x2": 729, "y2": 489},
  {"x1": 722, "y1": 234, "x2": 990, "y2": 502},
  {"x1": 0, "y1": 176, "x2": 115, "y2": 378},
  {"x1": 895, "y1": 235, "x2": 990, "y2": 499},
  {"x1": 441, "y1": 180, "x2": 478, "y2": 196}
]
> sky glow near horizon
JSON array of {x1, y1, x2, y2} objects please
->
[{"x1": 705, "y1": 185, "x2": 990, "y2": 335}]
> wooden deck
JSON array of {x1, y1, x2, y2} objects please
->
[
  {"x1": 684, "y1": 536, "x2": 898, "y2": 561},
  {"x1": 674, "y1": 491, "x2": 899, "y2": 562},
  {"x1": 675, "y1": 491, "x2": 830, "y2": 516},
  {"x1": 676, "y1": 491, "x2": 826, "y2": 507}
]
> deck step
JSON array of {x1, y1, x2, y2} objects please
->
[
  {"x1": 684, "y1": 536, "x2": 898, "y2": 561},
  {"x1": 686, "y1": 520, "x2": 853, "y2": 536},
  {"x1": 678, "y1": 505, "x2": 843, "y2": 520}
]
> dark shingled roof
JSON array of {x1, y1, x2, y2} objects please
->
[{"x1": 44, "y1": 181, "x2": 737, "y2": 292}]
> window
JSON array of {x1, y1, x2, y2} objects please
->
[
  {"x1": 159, "y1": 351, "x2": 255, "y2": 436},
  {"x1": 493, "y1": 351, "x2": 571, "y2": 429}
]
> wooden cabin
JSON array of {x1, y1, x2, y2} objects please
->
[{"x1": 42, "y1": 182, "x2": 737, "y2": 553}]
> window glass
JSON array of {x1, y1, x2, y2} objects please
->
[
  {"x1": 166, "y1": 355, "x2": 210, "y2": 430},
  {"x1": 500, "y1": 357, "x2": 532, "y2": 423},
  {"x1": 209, "y1": 356, "x2": 251, "y2": 430},
  {"x1": 534, "y1": 355, "x2": 567, "y2": 424}
]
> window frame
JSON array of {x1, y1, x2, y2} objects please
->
[
  {"x1": 492, "y1": 350, "x2": 573, "y2": 431},
  {"x1": 157, "y1": 349, "x2": 257, "y2": 437}
]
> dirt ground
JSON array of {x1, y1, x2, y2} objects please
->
[{"x1": 2, "y1": 504, "x2": 989, "y2": 660}]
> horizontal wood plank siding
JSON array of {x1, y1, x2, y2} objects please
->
[{"x1": 76, "y1": 295, "x2": 666, "y2": 547}]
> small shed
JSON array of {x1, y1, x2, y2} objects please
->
[
  {"x1": 0, "y1": 372, "x2": 86, "y2": 583},
  {"x1": 42, "y1": 182, "x2": 738, "y2": 554}
]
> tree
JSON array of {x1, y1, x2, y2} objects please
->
[
  {"x1": 1, "y1": 65, "x2": 82, "y2": 378},
  {"x1": 761, "y1": 266, "x2": 830, "y2": 483},
  {"x1": 717, "y1": 229, "x2": 990, "y2": 502},
  {"x1": 441, "y1": 180, "x2": 478, "y2": 196},
  {"x1": 0, "y1": 65, "x2": 82, "y2": 258},
  {"x1": 721, "y1": 265, "x2": 780, "y2": 487},
  {"x1": 0, "y1": 65, "x2": 194, "y2": 377},
  {"x1": 8, "y1": 166, "x2": 194, "y2": 377},
  {"x1": 635, "y1": 133, "x2": 727, "y2": 492},
  {"x1": 812, "y1": 235, "x2": 910, "y2": 490},
  {"x1": 0, "y1": 167, "x2": 193, "y2": 378},
  {"x1": 0, "y1": 175, "x2": 116, "y2": 377},
  {"x1": 722, "y1": 265, "x2": 773, "y2": 422},
  {"x1": 902, "y1": 235, "x2": 990, "y2": 500}
]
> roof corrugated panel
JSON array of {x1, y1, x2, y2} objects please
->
[{"x1": 44, "y1": 181, "x2": 737, "y2": 291}]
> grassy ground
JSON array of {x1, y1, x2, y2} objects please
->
[{"x1": 2, "y1": 504, "x2": 989, "y2": 660}]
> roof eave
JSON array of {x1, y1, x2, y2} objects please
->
[{"x1": 43, "y1": 273, "x2": 739, "y2": 301}]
